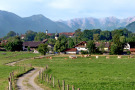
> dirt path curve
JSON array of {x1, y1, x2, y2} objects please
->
[
  {"x1": 16, "y1": 68, "x2": 44, "y2": 90},
  {"x1": 5, "y1": 54, "x2": 53, "y2": 90}
]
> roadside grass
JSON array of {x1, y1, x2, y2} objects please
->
[
  {"x1": 0, "y1": 51, "x2": 39, "y2": 90},
  {"x1": 18, "y1": 55, "x2": 135, "y2": 90}
]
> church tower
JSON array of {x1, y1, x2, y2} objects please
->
[
  {"x1": 55, "y1": 31, "x2": 59, "y2": 40},
  {"x1": 46, "y1": 30, "x2": 48, "y2": 35}
]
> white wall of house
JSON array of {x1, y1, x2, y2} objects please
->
[
  {"x1": 23, "y1": 46, "x2": 27, "y2": 51},
  {"x1": 33, "y1": 49, "x2": 39, "y2": 53},
  {"x1": 104, "y1": 48, "x2": 109, "y2": 51},
  {"x1": 124, "y1": 43, "x2": 130, "y2": 50},
  {"x1": 75, "y1": 47, "x2": 88, "y2": 51},
  {"x1": 66, "y1": 51, "x2": 76, "y2": 54}
]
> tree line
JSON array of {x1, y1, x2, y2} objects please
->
[{"x1": 0, "y1": 28, "x2": 135, "y2": 55}]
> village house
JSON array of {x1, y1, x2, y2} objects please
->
[
  {"x1": 95, "y1": 42, "x2": 110, "y2": 51},
  {"x1": 23, "y1": 39, "x2": 53, "y2": 53},
  {"x1": 124, "y1": 43, "x2": 130, "y2": 50},
  {"x1": 74, "y1": 41, "x2": 87, "y2": 53},
  {"x1": 129, "y1": 42, "x2": 135, "y2": 54},
  {"x1": 65, "y1": 48, "x2": 77, "y2": 54},
  {"x1": 64, "y1": 41, "x2": 110, "y2": 54},
  {"x1": 0, "y1": 40, "x2": 8, "y2": 51},
  {"x1": 21, "y1": 34, "x2": 25, "y2": 39},
  {"x1": 59, "y1": 32, "x2": 75, "y2": 37}
]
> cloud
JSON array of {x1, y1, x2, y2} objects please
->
[{"x1": 0, "y1": 0, "x2": 135, "y2": 20}]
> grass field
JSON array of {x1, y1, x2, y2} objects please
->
[
  {"x1": 0, "y1": 51, "x2": 39, "y2": 90},
  {"x1": 18, "y1": 55, "x2": 135, "y2": 90}
]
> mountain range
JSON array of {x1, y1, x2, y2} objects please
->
[
  {"x1": 0, "y1": 10, "x2": 135, "y2": 37},
  {"x1": 0, "y1": 10, "x2": 73, "y2": 37},
  {"x1": 61, "y1": 17, "x2": 135, "y2": 31}
]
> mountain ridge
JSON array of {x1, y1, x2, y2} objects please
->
[
  {"x1": 61, "y1": 16, "x2": 135, "y2": 31},
  {"x1": 0, "y1": 10, "x2": 73, "y2": 37},
  {"x1": 0, "y1": 10, "x2": 135, "y2": 37}
]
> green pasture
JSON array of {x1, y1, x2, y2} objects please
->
[
  {"x1": 0, "y1": 51, "x2": 39, "y2": 89},
  {"x1": 18, "y1": 55, "x2": 135, "y2": 90}
]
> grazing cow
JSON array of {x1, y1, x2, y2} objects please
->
[
  {"x1": 106, "y1": 56, "x2": 110, "y2": 59},
  {"x1": 50, "y1": 57, "x2": 52, "y2": 59},
  {"x1": 118, "y1": 56, "x2": 121, "y2": 59},
  {"x1": 40, "y1": 57, "x2": 43, "y2": 59},
  {"x1": 81, "y1": 55, "x2": 84, "y2": 57},
  {"x1": 130, "y1": 55, "x2": 134, "y2": 58},
  {"x1": 69, "y1": 55, "x2": 77, "y2": 59},
  {"x1": 96, "y1": 56, "x2": 99, "y2": 59},
  {"x1": 84, "y1": 55, "x2": 88, "y2": 57}
]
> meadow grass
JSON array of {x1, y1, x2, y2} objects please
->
[
  {"x1": 0, "y1": 51, "x2": 39, "y2": 89},
  {"x1": 18, "y1": 55, "x2": 135, "y2": 90}
]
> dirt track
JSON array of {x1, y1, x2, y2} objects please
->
[
  {"x1": 6, "y1": 54, "x2": 53, "y2": 90},
  {"x1": 16, "y1": 68, "x2": 44, "y2": 90}
]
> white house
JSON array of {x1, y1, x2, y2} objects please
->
[
  {"x1": 65, "y1": 48, "x2": 77, "y2": 54},
  {"x1": 124, "y1": 43, "x2": 130, "y2": 50},
  {"x1": 74, "y1": 41, "x2": 88, "y2": 52}
]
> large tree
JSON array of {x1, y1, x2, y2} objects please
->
[
  {"x1": 38, "y1": 44, "x2": 49, "y2": 55},
  {"x1": 7, "y1": 31, "x2": 16, "y2": 37},
  {"x1": 5, "y1": 36, "x2": 22, "y2": 51},
  {"x1": 86, "y1": 40, "x2": 95, "y2": 55},
  {"x1": 24, "y1": 30, "x2": 37, "y2": 41},
  {"x1": 100, "y1": 31, "x2": 112, "y2": 41},
  {"x1": 74, "y1": 29, "x2": 83, "y2": 44},
  {"x1": 67, "y1": 38, "x2": 74, "y2": 48},
  {"x1": 54, "y1": 35, "x2": 68, "y2": 53},
  {"x1": 34, "y1": 32, "x2": 49, "y2": 41},
  {"x1": 93, "y1": 34, "x2": 100, "y2": 41},
  {"x1": 110, "y1": 34, "x2": 124, "y2": 54}
]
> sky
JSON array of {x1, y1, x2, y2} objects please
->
[{"x1": 0, "y1": 0, "x2": 135, "y2": 20}]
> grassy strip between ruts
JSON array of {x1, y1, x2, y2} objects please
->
[{"x1": 18, "y1": 55, "x2": 135, "y2": 90}]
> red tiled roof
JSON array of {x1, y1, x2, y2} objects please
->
[
  {"x1": 65, "y1": 48, "x2": 77, "y2": 52},
  {"x1": 21, "y1": 34, "x2": 25, "y2": 37},
  {"x1": 59, "y1": 32, "x2": 75, "y2": 36},
  {"x1": 47, "y1": 33, "x2": 53, "y2": 36},
  {"x1": 130, "y1": 48, "x2": 135, "y2": 52},
  {"x1": 1, "y1": 40, "x2": 8, "y2": 43},
  {"x1": 74, "y1": 41, "x2": 87, "y2": 47}
]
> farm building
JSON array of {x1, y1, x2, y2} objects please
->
[
  {"x1": 22, "y1": 39, "x2": 54, "y2": 53},
  {"x1": 65, "y1": 48, "x2": 77, "y2": 54}
]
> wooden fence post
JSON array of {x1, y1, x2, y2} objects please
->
[
  {"x1": 58, "y1": 79, "x2": 60, "y2": 88},
  {"x1": 53, "y1": 77, "x2": 54, "y2": 88},
  {"x1": 45, "y1": 73, "x2": 46, "y2": 82},
  {"x1": 62, "y1": 80, "x2": 65, "y2": 90},
  {"x1": 67, "y1": 84, "x2": 69, "y2": 90},
  {"x1": 10, "y1": 73, "x2": 12, "y2": 81},
  {"x1": 8, "y1": 77, "x2": 12, "y2": 90},
  {"x1": 72, "y1": 85, "x2": 74, "y2": 90},
  {"x1": 47, "y1": 74, "x2": 49, "y2": 83},
  {"x1": 41, "y1": 70, "x2": 43, "y2": 81},
  {"x1": 39, "y1": 71, "x2": 41, "y2": 79},
  {"x1": 50, "y1": 74, "x2": 52, "y2": 84},
  {"x1": 12, "y1": 71, "x2": 14, "y2": 81}
]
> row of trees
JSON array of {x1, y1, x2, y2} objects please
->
[
  {"x1": 2, "y1": 28, "x2": 135, "y2": 44},
  {"x1": 1, "y1": 28, "x2": 135, "y2": 55}
]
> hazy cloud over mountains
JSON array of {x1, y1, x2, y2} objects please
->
[{"x1": 0, "y1": 0, "x2": 135, "y2": 20}]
